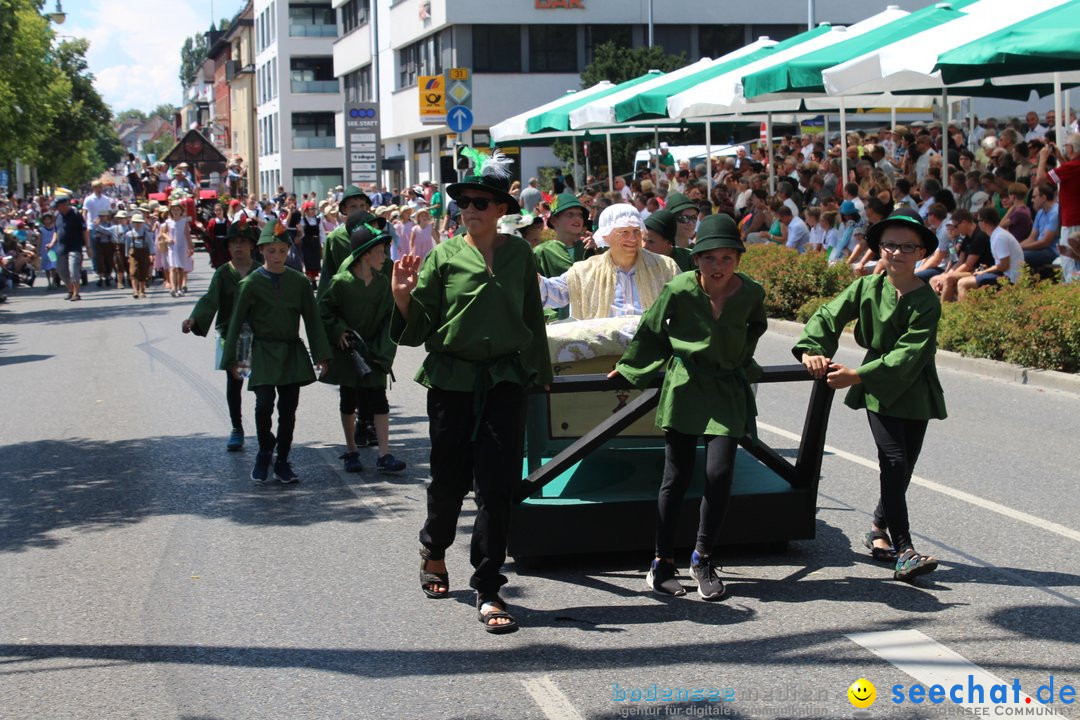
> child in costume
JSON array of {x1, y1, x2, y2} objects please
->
[
  {"x1": 223, "y1": 219, "x2": 333, "y2": 484},
  {"x1": 611, "y1": 214, "x2": 767, "y2": 600},
  {"x1": 318, "y1": 223, "x2": 406, "y2": 474},
  {"x1": 182, "y1": 217, "x2": 259, "y2": 451},
  {"x1": 794, "y1": 207, "x2": 946, "y2": 582},
  {"x1": 391, "y1": 148, "x2": 551, "y2": 634},
  {"x1": 123, "y1": 212, "x2": 154, "y2": 298}
]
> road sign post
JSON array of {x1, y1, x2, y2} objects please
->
[{"x1": 345, "y1": 102, "x2": 381, "y2": 189}]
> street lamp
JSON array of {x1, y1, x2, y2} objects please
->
[{"x1": 46, "y1": 0, "x2": 66, "y2": 24}]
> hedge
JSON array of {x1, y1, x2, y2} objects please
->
[{"x1": 737, "y1": 245, "x2": 851, "y2": 320}]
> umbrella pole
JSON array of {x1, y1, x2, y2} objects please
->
[
  {"x1": 766, "y1": 112, "x2": 775, "y2": 194},
  {"x1": 969, "y1": 99, "x2": 976, "y2": 152},
  {"x1": 942, "y1": 88, "x2": 950, "y2": 193},
  {"x1": 890, "y1": 107, "x2": 896, "y2": 130},
  {"x1": 705, "y1": 120, "x2": 713, "y2": 201},
  {"x1": 654, "y1": 127, "x2": 660, "y2": 178},
  {"x1": 839, "y1": 97, "x2": 848, "y2": 188},
  {"x1": 606, "y1": 132, "x2": 614, "y2": 193},
  {"x1": 1055, "y1": 72, "x2": 1064, "y2": 147},
  {"x1": 573, "y1": 137, "x2": 579, "y2": 190}
]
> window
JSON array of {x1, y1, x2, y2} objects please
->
[
  {"x1": 397, "y1": 32, "x2": 445, "y2": 89},
  {"x1": 586, "y1": 25, "x2": 632, "y2": 63},
  {"x1": 289, "y1": 3, "x2": 336, "y2": 37},
  {"x1": 341, "y1": 0, "x2": 369, "y2": 35},
  {"x1": 529, "y1": 26, "x2": 577, "y2": 73},
  {"x1": 292, "y1": 168, "x2": 343, "y2": 200},
  {"x1": 654, "y1": 26, "x2": 691, "y2": 58},
  {"x1": 290, "y1": 57, "x2": 338, "y2": 93},
  {"x1": 699, "y1": 25, "x2": 744, "y2": 60},
  {"x1": 473, "y1": 25, "x2": 520, "y2": 73},
  {"x1": 292, "y1": 112, "x2": 336, "y2": 149},
  {"x1": 271, "y1": 56, "x2": 278, "y2": 98},
  {"x1": 344, "y1": 65, "x2": 373, "y2": 103}
]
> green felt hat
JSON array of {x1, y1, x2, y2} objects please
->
[
  {"x1": 348, "y1": 223, "x2": 392, "y2": 263},
  {"x1": 227, "y1": 216, "x2": 258, "y2": 243},
  {"x1": 341, "y1": 185, "x2": 367, "y2": 203},
  {"x1": 691, "y1": 214, "x2": 745, "y2": 255},
  {"x1": 866, "y1": 207, "x2": 937, "y2": 256},
  {"x1": 644, "y1": 209, "x2": 677, "y2": 245},
  {"x1": 447, "y1": 148, "x2": 520, "y2": 215},
  {"x1": 665, "y1": 192, "x2": 696, "y2": 215},
  {"x1": 546, "y1": 192, "x2": 587, "y2": 229},
  {"x1": 257, "y1": 218, "x2": 290, "y2": 246}
]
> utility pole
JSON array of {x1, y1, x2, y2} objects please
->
[
  {"x1": 647, "y1": 0, "x2": 654, "y2": 47},
  {"x1": 807, "y1": 0, "x2": 815, "y2": 30}
]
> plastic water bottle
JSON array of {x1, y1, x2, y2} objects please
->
[{"x1": 236, "y1": 322, "x2": 253, "y2": 378}]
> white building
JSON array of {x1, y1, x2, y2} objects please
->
[
  {"x1": 330, "y1": 0, "x2": 940, "y2": 192},
  {"x1": 254, "y1": 0, "x2": 345, "y2": 199}
]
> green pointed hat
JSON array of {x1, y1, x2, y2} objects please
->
[
  {"x1": 258, "y1": 217, "x2": 291, "y2": 246},
  {"x1": 691, "y1": 214, "x2": 745, "y2": 255},
  {"x1": 665, "y1": 192, "x2": 696, "y2": 215},
  {"x1": 546, "y1": 192, "x2": 587, "y2": 229},
  {"x1": 644, "y1": 209, "x2": 677, "y2": 244}
]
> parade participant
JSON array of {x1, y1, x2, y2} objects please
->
[
  {"x1": 163, "y1": 200, "x2": 193, "y2": 297},
  {"x1": 390, "y1": 149, "x2": 551, "y2": 634},
  {"x1": 533, "y1": 192, "x2": 593, "y2": 278},
  {"x1": 318, "y1": 223, "x2": 406, "y2": 474},
  {"x1": 317, "y1": 186, "x2": 372, "y2": 295},
  {"x1": 610, "y1": 214, "x2": 766, "y2": 599},
  {"x1": 91, "y1": 209, "x2": 116, "y2": 287},
  {"x1": 643, "y1": 209, "x2": 694, "y2": 272},
  {"x1": 48, "y1": 195, "x2": 88, "y2": 301},
  {"x1": 498, "y1": 213, "x2": 544, "y2": 248},
  {"x1": 539, "y1": 204, "x2": 680, "y2": 320},
  {"x1": 111, "y1": 210, "x2": 131, "y2": 289},
  {"x1": 794, "y1": 208, "x2": 946, "y2": 582},
  {"x1": 36, "y1": 211, "x2": 58, "y2": 289},
  {"x1": 409, "y1": 208, "x2": 436, "y2": 262},
  {"x1": 123, "y1": 212, "x2": 153, "y2": 299},
  {"x1": 664, "y1": 192, "x2": 699, "y2": 248},
  {"x1": 222, "y1": 219, "x2": 332, "y2": 484},
  {"x1": 297, "y1": 201, "x2": 324, "y2": 288},
  {"x1": 205, "y1": 202, "x2": 231, "y2": 269},
  {"x1": 182, "y1": 217, "x2": 259, "y2": 450},
  {"x1": 155, "y1": 205, "x2": 172, "y2": 289},
  {"x1": 394, "y1": 206, "x2": 416, "y2": 261}
]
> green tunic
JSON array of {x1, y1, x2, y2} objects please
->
[
  {"x1": 534, "y1": 238, "x2": 592, "y2": 322},
  {"x1": 616, "y1": 271, "x2": 767, "y2": 438},
  {"x1": 318, "y1": 263, "x2": 395, "y2": 389},
  {"x1": 671, "y1": 246, "x2": 694, "y2": 273},
  {"x1": 792, "y1": 273, "x2": 947, "y2": 421},
  {"x1": 188, "y1": 262, "x2": 257, "y2": 369},
  {"x1": 317, "y1": 224, "x2": 350, "y2": 296},
  {"x1": 223, "y1": 267, "x2": 333, "y2": 389},
  {"x1": 391, "y1": 233, "x2": 553, "y2": 392}
]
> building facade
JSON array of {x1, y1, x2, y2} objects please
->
[
  {"x1": 329, "y1": 0, "x2": 940, "y2": 192},
  {"x1": 254, "y1": 0, "x2": 345, "y2": 198},
  {"x1": 225, "y1": 1, "x2": 258, "y2": 196}
]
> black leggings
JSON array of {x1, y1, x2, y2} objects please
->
[
  {"x1": 253, "y1": 383, "x2": 301, "y2": 461},
  {"x1": 338, "y1": 385, "x2": 389, "y2": 416},
  {"x1": 656, "y1": 429, "x2": 738, "y2": 559},
  {"x1": 226, "y1": 373, "x2": 244, "y2": 431},
  {"x1": 867, "y1": 410, "x2": 929, "y2": 553}
]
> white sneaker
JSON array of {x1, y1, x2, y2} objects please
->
[{"x1": 689, "y1": 554, "x2": 725, "y2": 600}]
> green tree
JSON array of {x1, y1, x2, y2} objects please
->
[
  {"x1": 115, "y1": 108, "x2": 148, "y2": 124},
  {"x1": 179, "y1": 32, "x2": 208, "y2": 89},
  {"x1": 143, "y1": 134, "x2": 176, "y2": 164},
  {"x1": 553, "y1": 42, "x2": 694, "y2": 185},
  {"x1": 152, "y1": 104, "x2": 178, "y2": 124}
]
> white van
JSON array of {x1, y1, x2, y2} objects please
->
[{"x1": 633, "y1": 144, "x2": 741, "y2": 176}]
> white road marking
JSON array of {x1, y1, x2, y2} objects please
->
[
  {"x1": 523, "y1": 676, "x2": 586, "y2": 720},
  {"x1": 757, "y1": 421, "x2": 1080, "y2": 544},
  {"x1": 847, "y1": 629, "x2": 1067, "y2": 717}
]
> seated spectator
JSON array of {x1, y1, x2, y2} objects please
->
[
  {"x1": 894, "y1": 178, "x2": 918, "y2": 211},
  {"x1": 957, "y1": 207, "x2": 1024, "y2": 299},
  {"x1": 915, "y1": 203, "x2": 951, "y2": 282},
  {"x1": 999, "y1": 182, "x2": 1032, "y2": 241},
  {"x1": 1021, "y1": 184, "x2": 1060, "y2": 269},
  {"x1": 930, "y1": 209, "x2": 993, "y2": 301},
  {"x1": 777, "y1": 205, "x2": 809, "y2": 253},
  {"x1": 820, "y1": 211, "x2": 842, "y2": 262},
  {"x1": 805, "y1": 207, "x2": 824, "y2": 252}
]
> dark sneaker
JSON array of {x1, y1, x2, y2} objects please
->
[
  {"x1": 341, "y1": 451, "x2": 364, "y2": 473},
  {"x1": 354, "y1": 420, "x2": 378, "y2": 447},
  {"x1": 645, "y1": 559, "x2": 686, "y2": 597},
  {"x1": 689, "y1": 552, "x2": 725, "y2": 600},
  {"x1": 274, "y1": 460, "x2": 300, "y2": 484},
  {"x1": 226, "y1": 428, "x2": 244, "y2": 452},
  {"x1": 376, "y1": 453, "x2": 406, "y2": 473},
  {"x1": 250, "y1": 451, "x2": 272, "y2": 484}
]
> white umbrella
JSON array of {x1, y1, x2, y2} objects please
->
[{"x1": 489, "y1": 82, "x2": 615, "y2": 144}]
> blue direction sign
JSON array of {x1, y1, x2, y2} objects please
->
[{"x1": 447, "y1": 105, "x2": 474, "y2": 134}]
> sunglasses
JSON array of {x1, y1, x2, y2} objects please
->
[
  {"x1": 675, "y1": 214, "x2": 698, "y2": 224},
  {"x1": 879, "y1": 242, "x2": 921, "y2": 255},
  {"x1": 457, "y1": 196, "x2": 493, "y2": 211}
]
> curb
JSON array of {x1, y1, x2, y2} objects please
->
[{"x1": 767, "y1": 318, "x2": 1080, "y2": 397}]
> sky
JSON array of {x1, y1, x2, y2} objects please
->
[{"x1": 59, "y1": 0, "x2": 247, "y2": 115}]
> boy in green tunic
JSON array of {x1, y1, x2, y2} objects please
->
[
  {"x1": 793, "y1": 208, "x2": 947, "y2": 582},
  {"x1": 611, "y1": 214, "x2": 767, "y2": 600},
  {"x1": 391, "y1": 149, "x2": 551, "y2": 634},
  {"x1": 643, "y1": 209, "x2": 694, "y2": 272},
  {"x1": 182, "y1": 217, "x2": 259, "y2": 451},
  {"x1": 534, "y1": 192, "x2": 595, "y2": 321},
  {"x1": 223, "y1": 220, "x2": 333, "y2": 485},
  {"x1": 318, "y1": 223, "x2": 406, "y2": 474},
  {"x1": 317, "y1": 187, "x2": 372, "y2": 296}
]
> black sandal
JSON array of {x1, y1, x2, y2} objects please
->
[
  {"x1": 893, "y1": 548, "x2": 939, "y2": 582},
  {"x1": 863, "y1": 529, "x2": 897, "y2": 563},
  {"x1": 419, "y1": 548, "x2": 449, "y2": 599},
  {"x1": 477, "y1": 593, "x2": 519, "y2": 635}
]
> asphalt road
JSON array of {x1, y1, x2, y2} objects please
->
[{"x1": 2, "y1": 254, "x2": 1078, "y2": 720}]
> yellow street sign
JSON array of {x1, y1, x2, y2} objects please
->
[{"x1": 419, "y1": 75, "x2": 445, "y2": 123}]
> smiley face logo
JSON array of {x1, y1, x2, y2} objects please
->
[{"x1": 848, "y1": 678, "x2": 876, "y2": 708}]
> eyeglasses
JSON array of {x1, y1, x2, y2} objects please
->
[
  {"x1": 879, "y1": 242, "x2": 921, "y2": 254},
  {"x1": 675, "y1": 214, "x2": 698, "y2": 224},
  {"x1": 456, "y1": 196, "x2": 492, "y2": 211}
]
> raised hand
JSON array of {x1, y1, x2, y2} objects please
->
[{"x1": 392, "y1": 254, "x2": 421, "y2": 297}]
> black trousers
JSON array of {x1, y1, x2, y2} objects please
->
[
  {"x1": 226, "y1": 373, "x2": 244, "y2": 431},
  {"x1": 866, "y1": 410, "x2": 929, "y2": 553},
  {"x1": 656, "y1": 429, "x2": 739, "y2": 559},
  {"x1": 419, "y1": 383, "x2": 526, "y2": 595},
  {"x1": 253, "y1": 383, "x2": 301, "y2": 461}
]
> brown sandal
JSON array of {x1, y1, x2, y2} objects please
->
[{"x1": 419, "y1": 548, "x2": 449, "y2": 599}]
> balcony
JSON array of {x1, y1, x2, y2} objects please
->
[
  {"x1": 289, "y1": 23, "x2": 337, "y2": 38},
  {"x1": 292, "y1": 135, "x2": 336, "y2": 150},
  {"x1": 290, "y1": 79, "x2": 339, "y2": 93}
]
